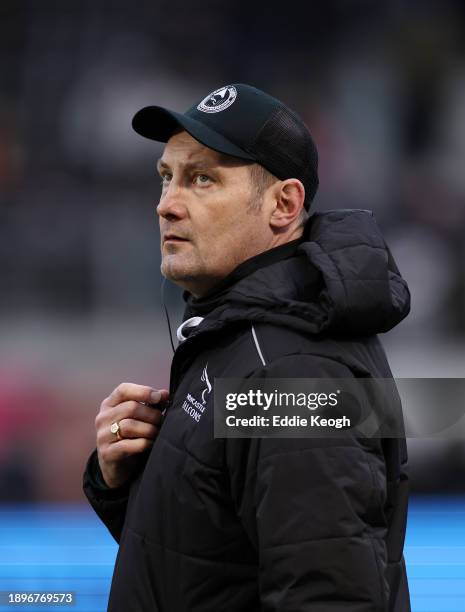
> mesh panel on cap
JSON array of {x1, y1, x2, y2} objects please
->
[{"x1": 250, "y1": 106, "x2": 319, "y2": 208}]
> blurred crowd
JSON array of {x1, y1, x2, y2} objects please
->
[{"x1": 1, "y1": 0, "x2": 464, "y2": 500}]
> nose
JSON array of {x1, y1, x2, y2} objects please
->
[{"x1": 156, "y1": 182, "x2": 188, "y2": 221}]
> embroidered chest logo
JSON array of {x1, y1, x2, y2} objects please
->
[{"x1": 182, "y1": 363, "x2": 212, "y2": 423}]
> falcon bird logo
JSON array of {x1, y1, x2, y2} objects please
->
[
  {"x1": 197, "y1": 85, "x2": 237, "y2": 113},
  {"x1": 208, "y1": 87, "x2": 229, "y2": 105},
  {"x1": 201, "y1": 365, "x2": 212, "y2": 404}
]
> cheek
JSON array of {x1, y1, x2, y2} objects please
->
[
  {"x1": 192, "y1": 186, "x2": 257, "y2": 258},
  {"x1": 210, "y1": 218, "x2": 255, "y2": 264},
  {"x1": 194, "y1": 203, "x2": 230, "y2": 241}
]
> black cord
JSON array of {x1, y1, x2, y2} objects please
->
[{"x1": 161, "y1": 277, "x2": 176, "y2": 355}]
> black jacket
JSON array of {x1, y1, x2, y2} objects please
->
[{"x1": 84, "y1": 209, "x2": 411, "y2": 611}]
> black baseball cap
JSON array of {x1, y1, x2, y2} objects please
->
[{"x1": 132, "y1": 83, "x2": 319, "y2": 208}]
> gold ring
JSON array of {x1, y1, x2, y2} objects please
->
[{"x1": 110, "y1": 421, "x2": 122, "y2": 441}]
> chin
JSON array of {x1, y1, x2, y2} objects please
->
[{"x1": 161, "y1": 257, "x2": 198, "y2": 284}]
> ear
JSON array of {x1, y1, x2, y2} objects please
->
[{"x1": 269, "y1": 179, "x2": 305, "y2": 229}]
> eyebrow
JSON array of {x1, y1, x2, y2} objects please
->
[{"x1": 156, "y1": 157, "x2": 220, "y2": 175}]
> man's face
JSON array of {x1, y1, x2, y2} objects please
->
[{"x1": 156, "y1": 130, "x2": 271, "y2": 297}]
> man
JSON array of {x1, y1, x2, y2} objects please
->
[{"x1": 83, "y1": 83, "x2": 411, "y2": 611}]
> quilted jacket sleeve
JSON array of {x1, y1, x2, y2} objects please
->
[
  {"x1": 225, "y1": 354, "x2": 393, "y2": 611},
  {"x1": 82, "y1": 449, "x2": 131, "y2": 543}
]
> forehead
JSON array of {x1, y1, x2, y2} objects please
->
[{"x1": 160, "y1": 130, "x2": 248, "y2": 169}]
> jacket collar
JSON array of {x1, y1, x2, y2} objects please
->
[
  {"x1": 183, "y1": 237, "x2": 303, "y2": 320},
  {"x1": 178, "y1": 210, "x2": 411, "y2": 341}
]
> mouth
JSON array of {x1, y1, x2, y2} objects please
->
[{"x1": 163, "y1": 234, "x2": 190, "y2": 244}]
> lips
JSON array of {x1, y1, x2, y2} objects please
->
[{"x1": 163, "y1": 234, "x2": 189, "y2": 243}]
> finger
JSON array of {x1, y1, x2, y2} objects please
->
[
  {"x1": 105, "y1": 437, "x2": 154, "y2": 461},
  {"x1": 113, "y1": 418, "x2": 158, "y2": 441},
  {"x1": 140, "y1": 389, "x2": 170, "y2": 408},
  {"x1": 96, "y1": 401, "x2": 163, "y2": 437},
  {"x1": 113, "y1": 401, "x2": 164, "y2": 426},
  {"x1": 104, "y1": 383, "x2": 169, "y2": 408},
  {"x1": 98, "y1": 420, "x2": 159, "y2": 447}
]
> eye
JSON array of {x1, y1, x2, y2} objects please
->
[
  {"x1": 194, "y1": 174, "x2": 212, "y2": 186},
  {"x1": 160, "y1": 172, "x2": 172, "y2": 185}
]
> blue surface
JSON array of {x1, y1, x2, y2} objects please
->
[
  {"x1": 405, "y1": 496, "x2": 465, "y2": 611},
  {"x1": 0, "y1": 496, "x2": 463, "y2": 611}
]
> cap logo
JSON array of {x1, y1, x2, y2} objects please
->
[{"x1": 197, "y1": 85, "x2": 237, "y2": 113}]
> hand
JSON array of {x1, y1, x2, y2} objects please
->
[{"x1": 95, "y1": 382, "x2": 169, "y2": 488}]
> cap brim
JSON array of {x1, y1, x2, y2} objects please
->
[{"x1": 132, "y1": 106, "x2": 255, "y2": 161}]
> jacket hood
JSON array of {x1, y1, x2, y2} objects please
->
[{"x1": 183, "y1": 209, "x2": 410, "y2": 338}]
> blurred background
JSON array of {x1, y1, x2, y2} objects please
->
[{"x1": 1, "y1": 0, "x2": 464, "y2": 610}]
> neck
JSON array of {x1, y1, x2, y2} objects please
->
[
  {"x1": 179, "y1": 225, "x2": 306, "y2": 299},
  {"x1": 267, "y1": 224, "x2": 305, "y2": 250},
  {"x1": 185, "y1": 234, "x2": 306, "y2": 303}
]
